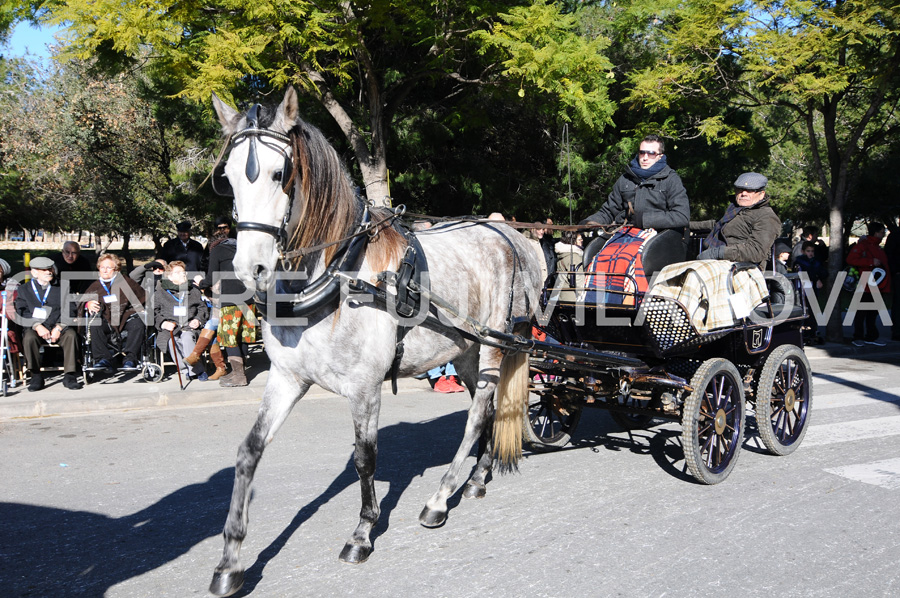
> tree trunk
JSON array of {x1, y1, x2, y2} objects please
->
[
  {"x1": 825, "y1": 206, "x2": 846, "y2": 342},
  {"x1": 121, "y1": 232, "x2": 134, "y2": 272}
]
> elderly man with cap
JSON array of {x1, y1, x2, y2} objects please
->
[
  {"x1": 159, "y1": 221, "x2": 204, "y2": 273},
  {"x1": 14, "y1": 257, "x2": 81, "y2": 391},
  {"x1": 50, "y1": 241, "x2": 93, "y2": 294},
  {"x1": 690, "y1": 172, "x2": 782, "y2": 269}
]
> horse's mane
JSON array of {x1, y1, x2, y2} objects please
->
[
  {"x1": 285, "y1": 118, "x2": 360, "y2": 266},
  {"x1": 284, "y1": 117, "x2": 405, "y2": 274}
]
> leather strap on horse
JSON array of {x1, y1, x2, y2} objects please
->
[{"x1": 378, "y1": 231, "x2": 429, "y2": 395}]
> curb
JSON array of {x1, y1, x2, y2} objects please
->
[{"x1": 0, "y1": 375, "x2": 434, "y2": 421}]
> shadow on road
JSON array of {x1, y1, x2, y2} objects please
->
[
  {"x1": 0, "y1": 468, "x2": 234, "y2": 597},
  {"x1": 235, "y1": 409, "x2": 470, "y2": 595},
  {"x1": 1, "y1": 409, "x2": 475, "y2": 597}
]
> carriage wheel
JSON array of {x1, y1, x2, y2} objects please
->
[
  {"x1": 610, "y1": 390, "x2": 662, "y2": 430},
  {"x1": 753, "y1": 345, "x2": 812, "y2": 456},
  {"x1": 681, "y1": 358, "x2": 745, "y2": 485},
  {"x1": 522, "y1": 391, "x2": 582, "y2": 451},
  {"x1": 142, "y1": 363, "x2": 164, "y2": 383}
]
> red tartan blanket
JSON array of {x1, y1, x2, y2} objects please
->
[{"x1": 585, "y1": 227, "x2": 658, "y2": 306}]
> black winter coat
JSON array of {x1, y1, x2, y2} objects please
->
[
  {"x1": 203, "y1": 238, "x2": 252, "y2": 307},
  {"x1": 582, "y1": 165, "x2": 690, "y2": 231}
]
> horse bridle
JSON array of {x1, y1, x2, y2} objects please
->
[{"x1": 212, "y1": 104, "x2": 297, "y2": 253}]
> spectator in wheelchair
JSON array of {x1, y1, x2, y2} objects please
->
[
  {"x1": 50, "y1": 241, "x2": 94, "y2": 294},
  {"x1": 579, "y1": 134, "x2": 690, "y2": 234},
  {"x1": 82, "y1": 253, "x2": 147, "y2": 372},
  {"x1": 154, "y1": 260, "x2": 210, "y2": 381},
  {"x1": 691, "y1": 172, "x2": 781, "y2": 269},
  {"x1": 14, "y1": 257, "x2": 81, "y2": 391}
]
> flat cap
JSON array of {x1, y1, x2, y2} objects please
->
[
  {"x1": 176, "y1": 220, "x2": 192, "y2": 232},
  {"x1": 773, "y1": 242, "x2": 791, "y2": 256},
  {"x1": 145, "y1": 260, "x2": 166, "y2": 271},
  {"x1": 30, "y1": 256, "x2": 56, "y2": 270},
  {"x1": 734, "y1": 172, "x2": 768, "y2": 190}
]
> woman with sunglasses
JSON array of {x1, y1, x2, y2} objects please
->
[{"x1": 580, "y1": 134, "x2": 690, "y2": 234}]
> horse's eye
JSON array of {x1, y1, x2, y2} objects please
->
[{"x1": 272, "y1": 170, "x2": 284, "y2": 182}]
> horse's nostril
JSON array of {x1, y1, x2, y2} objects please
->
[{"x1": 253, "y1": 265, "x2": 268, "y2": 281}]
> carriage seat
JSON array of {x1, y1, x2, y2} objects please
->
[
  {"x1": 582, "y1": 227, "x2": 687, "y2": 276},
  {"x1": 752, "y1": 273, "x2": 806, "y2": 323},
  {"x1": 581, "y1": 227, "x2": 688, "y2": 306}
]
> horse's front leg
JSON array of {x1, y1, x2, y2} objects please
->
[
  {"x1": 209, "y1": 370, "x2": 309, "y2": 597},
  {"x1": 339, "y1": 389, "x2": 381, "y2": 564}
]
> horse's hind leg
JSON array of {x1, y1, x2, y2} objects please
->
[
  {"x1": 210, "y1": 370, "x2": 309, "y2": 597},
  {"x1": 339, "y1": 388, "x2": 382, "y2": 564},
  {"x1": 419, "y1": 346, "x2": 501, "y2": 528},
  {"x1": 454, "y1": 347, "x2": 494, "y2": 499}
]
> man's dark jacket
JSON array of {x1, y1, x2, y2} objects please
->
[
  {"x1": 14, "y1": 279, "x2": 76, "y2": 329},
  {"x1": 160, "y1": 237, "x2": 205, "y2": 273},
  {"x1": 691, "y1": 198, "x2": 782, "y2": 268},
  {"x1": 582, "y1": 164, "x2": 690, "y2": 231}
]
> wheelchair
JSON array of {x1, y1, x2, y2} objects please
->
[{"x1": 82, "y1": 311, "x2": 164, "y2": 384}]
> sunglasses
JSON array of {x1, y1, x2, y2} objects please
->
[
  {"x1": 638, "y1": 150, "x2": 661, "y2": 157},
  {"x1": 736, "y1": 187, "x2": 765, "y2": 193},
  {"x1": 216, "y1": 225, "x2": 230, "y2": 230}
]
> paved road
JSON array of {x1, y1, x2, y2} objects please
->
[{"x1": 2, "y1": 350, "x2": 899, "y2": 597}]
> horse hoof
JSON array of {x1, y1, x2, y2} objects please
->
[
  {"x1": 418, "y1": 505, "x2": 447, "y2": 528},
  {"x1": 339, "y1": 543, "x2": 372, "y2": 564},
  {"x1": 462, "y1": 483, "x2": 486, "y2": 499},
  {"x1": 209, "y1": 569, "x2": 245, "y2": 597}
]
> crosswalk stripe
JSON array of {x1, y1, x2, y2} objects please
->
[
  {"x1": 812, "y1": 372, "x2": 881, "y2": 387},
  {"x1": 802, "y1": 415, "x2": 900, "y2": 447},
  {"x1": 824, "y1": 457, "x2": 900, "y2": 490},
  {"x1": 814, "y1": 387, "x2": 900, "y2": 410}
]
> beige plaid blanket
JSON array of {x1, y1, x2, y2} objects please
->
[{"x1": 645, "y1": 260, "x2": 769, "y2": 334}]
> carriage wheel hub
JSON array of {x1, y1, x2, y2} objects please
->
[
  {"x1": 714, "y1": 409, "x2": 727, "y2": 434},
  {"x1": 785, "y1": 389, "x2": 796, "y2": 411}
]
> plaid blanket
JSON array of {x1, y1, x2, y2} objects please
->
[
  {"x1": 645, "y1": 260, "x2": 769, "y2": 334},
  {"x1": 585, "y1": 227, "x2": 657, "y2": 306}
]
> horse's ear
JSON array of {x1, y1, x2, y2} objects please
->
[
  {"x1": 274, "y1": 86, "x2": 299, "y2": 133},
  {"x1": 212, "y1": 93, "x2": 241, "y2": 136}
]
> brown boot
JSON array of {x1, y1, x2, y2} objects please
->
[
  {"x1": 185, "y1": 328, "x2": 216, "y2": 366},
  {"x1": 219, "y1": 356, "x2": 248, "y2": 387},
  {"x1": 207, "y1": 343, "x2": 228, "y2": 380}
]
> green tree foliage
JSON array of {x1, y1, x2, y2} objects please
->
[
  {"x1": 628, "y1": 0, "x2": 900, "y2": 340},
  {"x1": 41, "y1": 0, "x2": 618, "y2": 207}
]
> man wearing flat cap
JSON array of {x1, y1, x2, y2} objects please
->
[
  {"x1": 14, "y1": 257, "x2": 81, "y2": 391},
  {"x1": 690, "y1": 172, "x2": 782, "y2": 268},
  {"x1": 159, "y1": 221, "x2": 204, "y2": 273}
]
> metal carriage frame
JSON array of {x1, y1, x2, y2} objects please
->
[{"x1": 521, "y1": 260, "x2": 814, "y2": 485}]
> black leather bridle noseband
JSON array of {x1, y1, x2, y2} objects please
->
[{"x1": 212, "y1": 104, "x2": 297, "y2": 253}]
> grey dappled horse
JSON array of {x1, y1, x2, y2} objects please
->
[{"x1": 209, "y1": 87, "x2": 542, "y2": 596}]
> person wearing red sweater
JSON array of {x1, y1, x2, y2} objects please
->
[{"x1": 845, "y1": 222, "x2": 892, "y2": 346}]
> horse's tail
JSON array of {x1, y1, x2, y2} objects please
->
[{"x1": 493, "y1": 345, "x2": 531, "y2": 473}]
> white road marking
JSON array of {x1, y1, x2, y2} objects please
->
[
  {"x1": 812, "y1": 372, "x2": 881, "y2": 387},
  {"x1": 803, "y1": 415, "x2": 900, "y2": 447},
  {"x1": 824, "y1": 457, "x2": 900, "y2": 490},
  {"x1": 814, "y1": 387, "x2": 900, "y2": 410}
]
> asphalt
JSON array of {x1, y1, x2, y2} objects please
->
[{"x1": 2, "y1": 335, "x2": 897, "y2": 421}]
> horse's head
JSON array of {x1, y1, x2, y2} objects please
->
[{"x1": 211, "y1": 88, "x2": 301, "y2": 293}]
